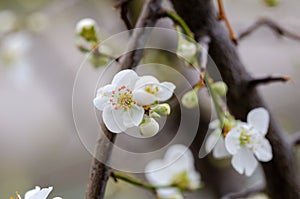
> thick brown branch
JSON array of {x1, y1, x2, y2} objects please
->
[
  {"x1": 290, "y1": 132, "x2": 300, "y2": 146},
  {"x1": 170, "y1": 0, "x2": 300, "y2": 198},
  {"x1": 85, "y1": 0, "x2": 162, "y2": 199},
  {"x1": 239, "y1": 18, "x2": 300, "y2": 41},
  {"x1": 114, "y1": 0, "x2": 133, "y2": 30},
  {"x1": 221, "y1": 186, "x2": 265, "y2": 199},
  {"x1": 217, "y1": 0, "x2": 238, "y2": 45},
  {"x1": 248, "y1": 75, "x2": 290, "y2": 88}
]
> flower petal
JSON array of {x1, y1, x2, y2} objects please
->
[
  {"x1": 133, "y1": 89, "x2": 156, "y2": 106},
  {"x1": 209, "y1": 119, "x2": 220, "y2": 129},
  {"x1": 253, "y1": 138, "x2": 273, "y2": 162},
  {"x1": 123, "y1": 105, "x2": 144, "y2": 127},
  {"x1": 157, "y1": 188, "x2": 183, "y2": 199},
  {"x1": 225, "y1": 124, "x2": 245, "y2": 155},
  {"x1": 205, "y1": 129, "x2": 221, "y2": 154},
  {"x1": 25, "y1": 186, "x2": 53, "y2": 199},
  {"x1": 213, "y1": 136, "x2": 231, "y2": 159},
  {"x1": 140, "y1": 118, "x2": 160, "y2": 137},
  {"x1": 247, "y1": 107, "x2": 269, "y2": 135},
  {"x1": 231, "y1": 148, "x2": 258, "y2": 176},
  {"x1": 24, "y1": 186, "x2": 41, "y2": 199},
  {"x1": 111, "y1": 69, "x2": 139, "y2": 88},
  {"x1": 156, "y1": 82, "x2": 176, "y2": 101},
  {"x1": 145, "y1": 159, "x2": 173, "y2": 185},
  {"x1": 102, "y1": 106, "x2": 126, "y2": 133},
  {"x1": 134, "y1": 75, "x2": 159, "y2": 88},
  {"x1": 93, "y1": 84, "x2": 115, "y2": 111}
]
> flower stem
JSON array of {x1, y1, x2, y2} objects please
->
[{"x1": 111, "y1": 172, "x2": 176, "y2": 191}]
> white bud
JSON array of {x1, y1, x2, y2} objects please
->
[
  {"x1": 149, "y1": 111, "x2": 161, "y2": 118},
  {"x1": 181, "y1": 89, "x2": 198, "y2": 109},
  {"x1": 140, "y1": 118, "x2": 159, "y2": 137},
  {"x1": 75, "y1": 18, "x2": 98, "y2": 42},
  {"x1": 211, "y1": 81, "x2": 228, "y2": 96},
  {"x1": 177, "y1": 41, "x2": 197, "y2": 60},
  {"x1": 151, "y1": 103, "x2": 171, "y2": 116}
]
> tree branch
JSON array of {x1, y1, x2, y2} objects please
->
[
  {"x1": 85, "y1": 0, "x2": 162, "y2": 199},
  {"x1": 217, "y1": 0, "x2": 238, "y2": 45},
  {"x1": 170, "y1": 0, "x2": 300, "y2": 198},
  {"x1": 221, "y1": 186, "x2": 265, "y2": 199},
  {"x1": 114, "y1": 0, "x2": 133, "y2": 30},
  {"x1": 238, "y1": 18, "x2": 300, "y2": 41},
  {"x1": 290, "y1": 132, "x2": 300, "y2": 146},
  {"x1": 248, "y1": 75, "x2": 290, "y2": 89}
]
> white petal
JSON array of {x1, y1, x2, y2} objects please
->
[
  {"x1": 133, "y1": 89, "x2": 157, "y2": 105},
  {"x1": 140, "y1": 118, "x2": 160, "y2": 137},
  {"x1": 209, "y1": 119, "x2": 220, "y2": 129},
  {"x1": 26, "y1": 187, "x2": 53, "y2": 199},
  {"x1": 111, "y1": 69, "x2": 139, "y2": 88},
  {"x1": 134, "y1": 76, "x2": 159, "y2": 88},
  {"x1": 93, "y1": 84, "x2": 115, "y2": 111},
  {"x1": 145, "y1": 159, "x2": 173, "y2": 185},
  {"x1": 231, "y1": 148, "x2": 258, "y2": 176},
  {"x1": 155, "y1": 82, "x2": 176, "y2": 101},
  {"x1": 24, "y1": 186, "x2": 41, "y2": 199},
  {"x1": 225, "y1": 124, "x2": 244, "y2": 155},
  {"x1": 213, "y1": 137, "x2": 231, "y2": 159},
  {"x1": 205, "y1": 129, "x2": 221, "y2": 154},
  {"x1": 123, "y1": 105, "x2": 144, "y2": 127},
  {"x1": 53, "y1": 198, "x2": 63, "y2": 199},
  {"x1": 253, "y1": 138, "x2": 273, "y2": 162},
  {"x1": 247, "y1": 108, "x2": 269, "y2": 135},
  {"x1": 102, "y1": 106, "x2": 126, "y2": 133},
  {"x1": 157, "y1": 188, "x2": 183, "y2": 199}
]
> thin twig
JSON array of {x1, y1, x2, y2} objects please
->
[
  {"x1": 221, "y1": 185, "x2": 265, "y2": 199},
  {"x1": 114, "y1": 0, "x2": 133, "y2": 30},
  {"x1": 248, "y1": 75, "x2": 290, "y2": 89},
  {"x1": 217, "y1": 0, "x2": 238, "y2": 45},
  {"x1": 85, "y1": 1, "x2": 163, "y2": 199},
  {"x1": 290, "y1": 131, "x2": 300, "y2": 146},
  {"x1": 238, "y1": 18, "x2": 300, "y2": 41}
]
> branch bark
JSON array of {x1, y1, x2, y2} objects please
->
[
  {"x1": 290, "y1": 132, "x2": 300, "y2": 146},
  {"x1": 238, "y1": 18, "x2": 300, "y2": 41},
  {"x1": 248, "y1": 75, "x2": 290, "y2": 88},
  {"x1": 85, "y1": 0, "x2": 162, "y2": 198},
  {"x1": 170, "y1": 0, "x2": 300, "y2": 198},
  {"x1": 221, "y1": 185, "x2": 265, "y2": 199}
]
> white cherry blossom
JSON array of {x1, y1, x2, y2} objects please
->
[
  {"x1": 133, "y1": 76, "x2": 176, "y2": 106},
  {"x1": 145, "y1": 145, "x2": 201, "y2": 199},
  {"x1": 94, "y1": 70, "x2": 144, "y2": 133},
  {"x1": 225, "y1": 108, "x2": 272, "y2": 176},
  {"x1": 14, "y1": 186, "x2": 62, "y2": 199}
]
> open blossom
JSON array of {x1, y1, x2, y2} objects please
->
[
  {"x1": 145, "y1": 145, "x2": 201, "y2": 199},
  {"x1": 13, "y1": 186, "x2": 62, "y2": 199},
  {"x1": 133, "y1": 76, "x2": 175, "y2": 106},
  {"x1": 93, "y1": 70, "x2": 176, "y2": 134},
  {"x1": 225, "y1": 108, "x2": 273, "y2": 176}
]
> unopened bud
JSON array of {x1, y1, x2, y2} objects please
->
[
  {"x1": 177, "y1": 41, "x2": 197, "y2": 60},
  {"x1": 151, "y1": 103, "x2": 171, "y2": 116},
  {"x1": 149, "y1": 111, "x2": 161, "y2": 118},
  {"x1": 181, "y1": 88, "x2": 199, "y2": 109},
  {"x1": 76, "y1": 18, "x2": 98, "y2": 43},
  {"x1": 140, "y1": 118, "x2": 159, "y2": 137},
  {"x1": 211, "y1": 81, "x2": 228, "y2": 96}
]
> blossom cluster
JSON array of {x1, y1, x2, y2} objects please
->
[
  {"x1": 93, "y1": 69, "x2": 175, "y2": 137},
  {"x1": 206, "y1": 108, "x2": 273, "y2": 176},
  {"x1": 11, "y1": 186, "x2": 61, "y2": 199}
]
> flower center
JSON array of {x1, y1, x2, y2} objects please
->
[
  {"x1": 239, "y1": 128, "x2": 251, "y2": 146},
  {"x1": 170, "y1": 170, "x2": 190, "y2": 190},
  {"x1": 109, "y1": 85, "x2": 136, "y2": 110},
  {"x1": 144, "y1": 85, "x2": 159, "y2": 95}
]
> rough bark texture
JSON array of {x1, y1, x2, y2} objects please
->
[
  {"x1": 170, "y1": 0, "x2": 300, "y2": 198},
  {"x1": 85, "y1": 0, "x2": 162, "y2": 198}
]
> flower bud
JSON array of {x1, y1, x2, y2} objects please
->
[
  {"x1": 263, "y1": 0, "x2": 280, "y2": 7},
  {"x1": 177, "y1": 41, "x2": 197, "y2": 60},
  {"x1": 211, "y1": 81, "x2": 228, "y2": 96},
  {"x1": 151, "y1": 103, "x2": 171, "y2": 116},
  {"x1": 149, "y1": 111, "x2": 161, "y2": 118},
  {"x1": 76, "y1": 18, "x2": 98, "y2": 43},
  {"x1": 140, "y1": 118, "x2": 159, "y2": 137},
  {"x1": 181, "y1": 88, "x2": 199, "y2": 109}
]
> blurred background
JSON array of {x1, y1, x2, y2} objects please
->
[{"x1": 0, "y1": 0, "x2": 300, "y2": 198}]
